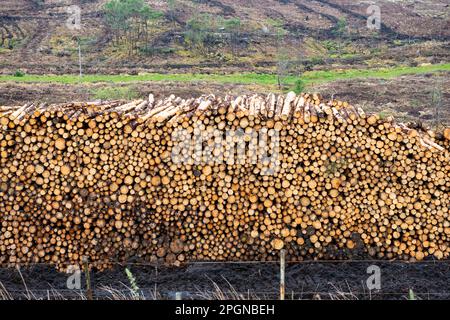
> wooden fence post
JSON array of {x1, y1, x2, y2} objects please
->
[
  {"x1": 82, "y1": 256, "x2": 93, "y2": 300},
  {"x1": 280, "y1": 249, "x2": 286, "y2": 300}
]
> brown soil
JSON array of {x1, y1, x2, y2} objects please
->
[
  {"x1": 1, "y1": 72, "x2": 448, "y2": 127},
  {"x1": 311, "y1": 72, "x2": 450, "y2": 127}
]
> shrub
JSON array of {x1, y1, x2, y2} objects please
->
[
  {"x1": 310, "y1": 56, "x2": 324, "y2": 65},
  {"x1": 14, "y1": 70, "x2": 25, "y2": 77},
  {"x1": 292, "y1": 79, "x2": 305, "y2": 94}
]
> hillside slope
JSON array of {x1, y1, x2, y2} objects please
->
[{"x1": 0, "y1": 0, "x2": 449, "y2": 75}]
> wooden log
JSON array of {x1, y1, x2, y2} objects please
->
[{"x1": 0, "y1": 92, "x2": 448, "y2": 270}]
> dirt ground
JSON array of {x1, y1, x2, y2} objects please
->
[
  {"x1": 313, "y1": 72, "x2": 450, "y2": 127},
  {"x1": 0, "y1": 261, "x2": 449, "y2": 300},
  {"x1": 0, "y1": 72, "x2": 448, "y2": 128},
  {"x1": 0, "y1": 81, "x2": 268, "y2": 105}
]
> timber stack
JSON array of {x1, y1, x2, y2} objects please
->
[{"x1": 0, "y1": 92, "x2": 449, "y2": 271}]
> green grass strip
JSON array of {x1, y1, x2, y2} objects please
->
[{"x1": 0, "y1": 63, "x2": 448, "y2": 86}]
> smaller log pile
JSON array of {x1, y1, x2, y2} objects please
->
[{"x1": 0, "y1": 92, "x2": 449, "y2": 271}]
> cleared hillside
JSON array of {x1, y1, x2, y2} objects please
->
[{"x1": 0, "y1": 0, "x2": 449, "y2": 75}]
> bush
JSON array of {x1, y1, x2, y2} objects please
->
[
  {"x1": 332, "y1": 17, "x2": 347, "y2": 38},
  {"x1": 310, "y1": 56, "x2": 324, "y2": 65},
  {"x1": 292, "y1": 79, "x2": 305, "y2": 94},
  {"x1": 184, "y1": 14, "x2": 241, "y2": 57},
  {"x1": 139, "y1": 46, "x2": 175, "y2": 56},
  {"x1": 14, "y1": 70, "x2": 25, "y2": 77}
]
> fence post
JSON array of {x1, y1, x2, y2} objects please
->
[
  {"x1": 280, "y1": 249, "x2": 286, "y2": 300},
  {"x1": 78, "y1": 39, "x2": 83, "y2": 78},
  {"x1": 82, "y1": 256, "x2": 93, "y2": 300}
]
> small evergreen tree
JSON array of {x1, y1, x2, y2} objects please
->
[{"x1": 104, "y1": 0, "x2": 163, "y2": 55}]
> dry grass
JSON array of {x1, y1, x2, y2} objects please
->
[
  {"x1": 0, "y1": 267, "x2": 437, "y2": 300},
  {"x1": 0, "y1": 275, "x2": 366, "y2": 300}
]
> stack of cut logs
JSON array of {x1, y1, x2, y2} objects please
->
[{"x1": 0, "y1": 92, "x2": 449, "y2": 271}]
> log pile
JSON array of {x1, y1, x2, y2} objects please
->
[{"x1": 0, "y1": 92, "x2": 449, "y2": 270}]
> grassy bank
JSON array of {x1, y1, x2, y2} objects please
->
[{"x1": 0, "y1": 63, "x2": 448, "y2": 86}]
